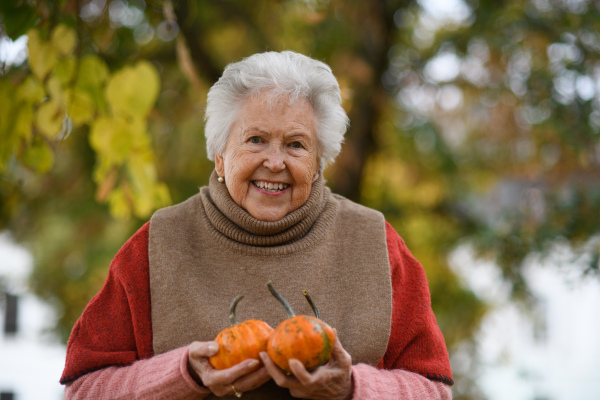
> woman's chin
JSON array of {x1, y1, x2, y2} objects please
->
[{"x1": 248, "y1": 208, "x2": 288, "y2": 222}]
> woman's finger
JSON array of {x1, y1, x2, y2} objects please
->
[
  {"x1": 189, "y1": 341, "x2": 219, "y2": 358},
  {"x1": 330, "y1": 334, "x2": 352, "y2": 370},
  {"x1": 201, "y1": 358, "x2": 261, "y2": 387},
  {"x1": 187, "y1": 341, "x2": 219, "y2": 382},
  {"x1": 228, "y1": 366, "x2": 272, "y2": 393},
  {"x1": 188, "y1": 341, "x2": 272, "y2": 396},
  {"x1": 262, "y1": 334, "x2": 354, "y2": 400},
  {"x1": 288, "y1": 359, "x2": 314, "y2": 385},
  {"x1": 259, "y1": 352, "x2": 297, "y2": 388}
]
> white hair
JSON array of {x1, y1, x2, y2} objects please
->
[{"x1": 204, "y1": 51, "x2": 349, "y2": 170}]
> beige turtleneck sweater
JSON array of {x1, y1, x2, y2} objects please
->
[{"x1": 148, "y1": 172, "x2": 392, "y2": 399}]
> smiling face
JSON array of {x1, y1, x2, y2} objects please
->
[{"x1": 214, "y1": 94, "x2": 321, "y2": 222}]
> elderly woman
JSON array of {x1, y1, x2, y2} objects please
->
[{"x1": 61, "y1": 51, "x2": 453, "y2": 399}]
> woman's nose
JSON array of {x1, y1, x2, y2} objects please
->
[{"x1": 263, "y1": 147, "x2": 286, "y2": 171}]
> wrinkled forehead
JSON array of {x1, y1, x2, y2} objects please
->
[{"x1": 235, "y1": 91, "x2": 315, "y2": 124}]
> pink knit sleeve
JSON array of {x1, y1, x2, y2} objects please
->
[
  {"x1": 64, "y1": 346, "x2": 211, "y2": 400},
  {"x1": 352, "y1": 364, "x2": 452, "y2": 400}
]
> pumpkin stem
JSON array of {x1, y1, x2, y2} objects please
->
[
  {"x1": 229, "y1": 294, "x2": 245, "y2": 326},
  {"x1": 303, "y1": 290, "x2": 321, "y2": 320},
  {"x1": 267, "y1": 281, "x2": 295, "y2": 318}
]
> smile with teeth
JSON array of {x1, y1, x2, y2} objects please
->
[{"x1": 253, "y1": 180, "x2": 290, "y2": 193}]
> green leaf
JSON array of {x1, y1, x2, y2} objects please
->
[
  {"x1": 105, "y1": 61, "x2": 160, "y2": 118},
  {"x1": 35, "y1": 99, "x2": 64, "y2": 139},
  {"x1": 27, "y1": 29, "x2": 58, "y2": 81},
  {"x1": 51, "y1": 24, "x2": 77, "y2": 56},
  {"x1": 0, "y1": 0, "x2": 38, "y2": 39},
  {"x1": 22, "y1": 137, "x2": 54, "y2": 173}
]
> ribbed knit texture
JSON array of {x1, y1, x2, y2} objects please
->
[
  {"x1": 148, "y1": 171, "x2": 393, "y2": 400},
  {"x1": 61, "y1": 178, "x2": 453, "y2": 398},
  {"x1": 60, "y1": 224, "x2": 153, "y2": 384},
  {"x1": 203, "y1": 170, "x2": 328, "y2": 244},
  {"x1": 64, "y1": 347, "x2": 210, "y2": 399},
  {"x1": 61, "y1": 222, "x2": 453, "y2": 398},
  {"x1": 352, "y1": 364, "x2": 452, "y2": 399},
  {"x1": 64, "y1": 349, "x2": 452, "y2": 399}
]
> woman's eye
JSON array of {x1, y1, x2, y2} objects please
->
[
  {"x1": 290, "y1": 141, "x2": 303, "y2": 149},
  {"x1": 249, "y1": 136, "x2": 262, "y2": 144}
]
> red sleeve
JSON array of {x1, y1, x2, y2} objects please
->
[
  {"x1": 378, "y1": 222, "x2": 453, "y2": 385},
  {"x1": 60, "y1": 222, "x2": 154, "y2": 384}
]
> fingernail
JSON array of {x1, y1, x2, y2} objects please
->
[
  {"x1": 248, "y1": 359, "x2": 259, "y2": 368},
  {"x1": 208, "y1": 343, "x2": 218, "y2": 354}
]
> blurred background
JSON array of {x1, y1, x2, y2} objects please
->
[{"x1": 1, "y1": 0, "x2": 600, "y2": 399}]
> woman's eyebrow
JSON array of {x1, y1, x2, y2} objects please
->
[
  {"x1": 285, "y1": 132, "x2": 310, "y2": 139},
  {"x1": 243, "y1": 126, "x2": 270, "y2": 135}
]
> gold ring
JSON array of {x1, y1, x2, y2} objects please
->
[{"x1": 232, "y1": 384, "x2": 242, "y2": 398}]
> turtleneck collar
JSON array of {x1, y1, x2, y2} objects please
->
[{"x1": 199, "y1": 170, "x2": 330, "y2": 247}]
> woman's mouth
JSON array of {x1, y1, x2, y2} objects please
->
[{"x1": 253, "y1": 180, "x2": 290, "y2": 193}]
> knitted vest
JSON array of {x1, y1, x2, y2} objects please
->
[{"x1": 148, "y1": 172, "x2": 392, "y2": 399}]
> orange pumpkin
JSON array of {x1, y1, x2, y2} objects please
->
[
  {"x1": 266, "y1": 281, "x2": 336, "y2": 373},
  {"x1": 209, "y1": 294, "x2": 274, "y2": 370}
]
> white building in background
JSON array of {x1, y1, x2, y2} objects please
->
[
  {"x1": 0, "y1": 233, "x2": 66, "y2": 400},
  {"x1": 451, "y1": 244, "x2": 600, "y2": 400}
]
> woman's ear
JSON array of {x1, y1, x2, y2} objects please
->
[
  {"x1": 215, "y1": 153, "x2": 225, "y2": 177},
  {"x1": 312, "y1": 157, "x2": 321, "y2": 182}
]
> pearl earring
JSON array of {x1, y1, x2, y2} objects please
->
[{"x1": 218, "y1": 176, "x2": 224, "y2": 183}]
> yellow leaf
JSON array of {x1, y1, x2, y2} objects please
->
[
  {"x1": 92, "y1": 156, "x2": 114, "y2": 184},
  {"x1": 105, "y1": 61, "x2": 160, "y2": 118},
  {"x1": 51, "y1": 24, "x2": 77, "y2": 56},
  {"x1": 54, "y1": 56, "x2": 77, "y2": 85},
  {"x1": 127, "y1": 152, "x2": 171, "y2": 217},
  {"x1": 67, "y1": 87, "x2": 95, "y2": 126},
  {"x1": 46, "y1": 75, "x2": 66, "y2": 104},
  {"x1": 89, "y1": 116, "x2": 115, "y2": 154},
  {"x1": 95, "y1": 167, "x2": 118, "y2": 202},
  {"x1": 22, "y1": 137, "x2": 54, "y2": 173},
  {"x1": 77, "y1": 55, "x2": 109, "y2": 89},
  {"x1": 15, "y1": 106, "x2": 34, "y2": 143},
  {"x1": 27, "y1": 29, "x2": 58, "y2": 80},
  {"x1": 155, "y1": 182, "x2": 172, "y2": 208},
  {"x1": 90, "y1": 116, "x2": 145, "y2": 164},
  {"x1": 128, "y1": 152, "x2": 154, "y2": 191},
  {"x1": 107, "y1": 187, "x2": 131, "y2": 219},
  {"x1": 0, "y1": 82, "x2": 19, "y2": 171},
  {"x1": 35, "y1": 99, "x2": 64, "y2": 139},
  {"x1": 75, "y1": 55, "x2": 109, "y2": 111},
  {"x1": 17, "y1": 77, "x2": 46, "y2": 104}
]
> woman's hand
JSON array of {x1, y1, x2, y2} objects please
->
[
  {"x1": 187, "y1": 341, "x2": 272, "y2": 397},
  {"x1": 259, "y1": 335, "x2": 354, "y2": 400}
]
